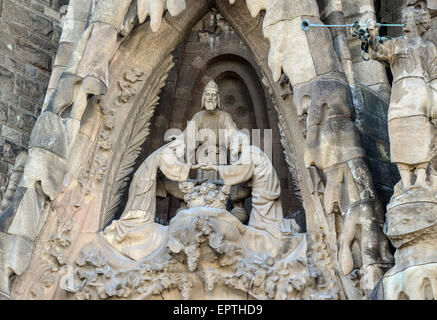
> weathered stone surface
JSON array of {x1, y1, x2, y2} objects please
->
[
  {"x1": 28, "y1": 111, "x2": 67, "y2": 158},
  {"x1": 0, "y1": 66, "x2": 14, "y2": 91},
  {"x1": 3, "y1": 0, "x2": 437, "y2": 301},
  {"x1": 383, "y1": 263, "x2": 437, "y2": 300},
  {"x1": 15, "y1": 74, "x2": 47, "y2": 103},
  {"x1": 353, "y1": 60, "x2": 390, "y2": 89},
  {"x1": 294, "y1": 78, "x2": 365, "y2": 170},
  {"x1": 164, "y1": 0, "x2": 208, "y2": 33},
  {"x1": 0, "y1": 0, "x2": 63, "y2": 191},
  {"x1": 383, "y1": 190, "x2": 437, "y2": 299},
  {"x1": 264, "y1": 18, "x2": 317, "y2": 84},
  {"x1": 3, "y1": 1, "x2": 53, "y2": 37},
  {"x1": 52, "y1": 42, "x2": 74, "y2": 67},
  {"x1": 7, "y1": 187, "x2": 48, "y2": 240},
  {"x1": 0, "y1": 231, "x2": 34, "y2": 297},
  {"x1": 304, "y1": 17, "x2": 344, "y2": 76},
  {"x1": 2, "y1": 139, "x2": 26, "y2": 164},
  {"x1": 19, "y1": 147, "x2": 67, "y2": 200},
  {"x1": 90, "y1": 0, "x2": 132, "y2": 31},
  {"x1": 2, "y1": 125, "x2": 21, "y2": 144},
  {"x1": 0, "y1": 187, "x2": 26, "y2": 231}
]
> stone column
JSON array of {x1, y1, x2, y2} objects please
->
[{"x1": 381, "y1": 191, "x2": 437, "y2": 299}]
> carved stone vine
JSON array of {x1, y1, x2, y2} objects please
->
[
  {"x1": 306, "y1": 232, "x2": 341, "y2": 300},
  {"x1": 90, "y1": 69, "x2": 147, "y2": 182},
  {"x1": 29, "y1": 215, "x2": 72, "y2": 298},
  {"x1": 61, "y1": 210, "x2": 316, "y2": 300}
]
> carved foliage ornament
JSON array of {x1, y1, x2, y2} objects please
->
[
  {"x1": 30, "y1": 216, "x2": 72, "y2": 298},
  {"x1": 90, "y1": 69, "x2": 147, "y2": 182},
  {"x1": 102, "y1": 57, "x2": 175, "y2": 228}
]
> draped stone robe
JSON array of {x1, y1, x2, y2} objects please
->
[
  {"x1": 103, "y1": 143, "x2": 191, "y2": 261},
  {"x1": 370, "y1": 36, "x2": 437, "y2": 165},
  {"x1": 217, "y1": 145, "x2": 287, "y2": 239}
]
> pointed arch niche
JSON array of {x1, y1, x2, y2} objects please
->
[
  {"x1": 91, "y1": 1, "x2": 314, "y2": 232},
  {"x1": 130, "y1": 11, "x2": 305, "y2": 227}
]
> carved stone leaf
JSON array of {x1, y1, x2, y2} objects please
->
[
  {"x1": 102, "y1": 56, "x2": 175, "y2": 227},
  {"x1": 278, "y1": 112, "x2": 302, "y2": 202}
]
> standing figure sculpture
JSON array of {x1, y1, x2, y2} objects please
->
[
  {"x1": 369, "y1": 7, "x2": 437, "y2": 190},
  {"x1": 103, "y1": 137, "x2": 191, "y2": 261}
]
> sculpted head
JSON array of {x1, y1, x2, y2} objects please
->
[
  {"x1": 202, "y1": 80, "x2": 221, "y2": 112},
  {"x1": 402, "y1": 7, "x2": 431, "y2": 35}
]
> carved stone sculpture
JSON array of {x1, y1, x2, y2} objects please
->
[
  {"x1": 52, "y1": 116, "x2": 322, "y2": 300},
  {"x1": 294, "y1": 79, "x2": 393, "y2": 293},
  {"x1": 202, "y1": 133, "x2": 292, "y2": 239},
  {"x1": 0, "y1": 0, "x2": 417, "y2": 300},
  {"x1": 369, "y1": 7, "x2": 437, "y2": 191},
  {"x1": 368, "y1": 6, "x2": 437, "y2": 299},
  {"x1": 102, "y1": 138, "x2": 191, "y2": 261},
  {"x1": 184, "y1": 80, "x2": 238, "y2": 179}
]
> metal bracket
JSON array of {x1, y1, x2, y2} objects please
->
[{"x1": 300, "y1": 19, "x2": 404, "y2": 31}]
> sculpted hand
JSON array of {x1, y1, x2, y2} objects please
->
[
  {"x1": 191, "y1": 164, "x2": 203, "y2": 170},
  {"x1": 367, "y1": 19, "x2": 379, "y2": 36}
]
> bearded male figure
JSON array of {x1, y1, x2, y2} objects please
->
[{"x1": 184, "y1": 80, "x2": 238, "y2": 179}]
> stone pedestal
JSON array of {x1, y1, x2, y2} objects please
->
[{"x1": 382, "y1": 188, "x2": 437, "y2": 299}]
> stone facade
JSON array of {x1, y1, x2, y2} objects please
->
[
  {"x1": 0, "y1": 0, "x2": 436, "y2": 300},
  {"x1": 0, "y1": 1, "x2": 401, "y2": 213},
  {"x1": 0, "y1": 0, "x2": 67, "y2": 201}
]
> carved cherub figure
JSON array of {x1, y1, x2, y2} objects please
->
[{"x1": 368, "y1": 7, "x2": 437, "y2": 190}]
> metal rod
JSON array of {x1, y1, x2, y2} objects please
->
[{"x1": 300, "y1": 19, "x2": 404, "y2": 31}]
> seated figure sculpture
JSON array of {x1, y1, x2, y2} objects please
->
[
  {"x1": 183, "y1": 80, "x2": 238, "y2": 180},
  {"x1": 66, "y1": 74, "x2": 311, "y2": 300}
]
